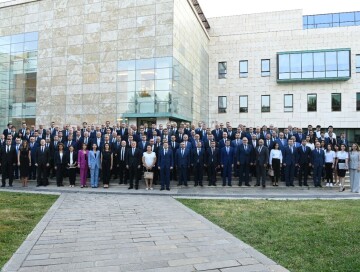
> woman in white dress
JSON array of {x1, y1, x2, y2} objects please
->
[
  {"x1": 142, "y1": 145, "x2": 156, "y2": 190},
  {"x1": 348, "y1": 143, "x2": 360, "y2": 193},
  {"x1": 337, "y1": 144, "x2": 348, "y2": 192}
]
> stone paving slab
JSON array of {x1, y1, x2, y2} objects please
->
[{"x1": 2, "y1": 193, "x2": 289, "y2": 272}]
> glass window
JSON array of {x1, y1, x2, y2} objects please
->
[
  {"x1": 290, "y1": 54, "x2": 302, "y2": 78},
  {"x1": 239, "y1": 60, "x2": 248, "y2": 78},
  {"x1": 307, "y1": 94, "x2": 317, "y2": 112},
  {"x1": 356, "y1": 55, "x2": 360, "y2": 73},
  {"x1": 284, "y1": 94, "x2": 293, "y2": 112},
  {"x1": 340, "y1": 12, "x2": 355, "y2": 23},
  {"x1": 24, "y1": 41, "x2": 38, "y2": 52},
  {"x1": 0, "y1": 36, "x2": 10, "y2": 45},
  {"x1": 155, "y1": 57, "x2": 172, "y2": 68},
  {"x1": 278, "y1": 54, "x2": 290, "y2": 78},
  {"x1": 239, "y1": 95, "x2": 248, "y2": 113},
  {"x1": 136, "y1": 69, "x2": 155, "y2": 81},
  {"x1": 261, "y1": 95, "x2": 270, "y2": 112},
  {"x1": 155, "y1": 68, "x2": 171, "y2": 79},
  {"x1": 118, "y1": 60, "x2": 135, "y2": 71},
  {"x1": 357, "y1": 93, "x2": 360, "y2": 111},
  {"x1": 331, "y1": 93, "x2": 341, "y2": 111},
  {"x1": 136, "y1": 58, "x2": 155, "y2": 70},
  {"x1": 155, "y1": 79, "x2": 171, "y2": 91},
  {"x1": 218, "y1": 96, "x2": 227, "y2": 113},
  {"x1": 261, "y1": 59, "x2": 270, "y2": 77},
  {"x1": 218, "y1": 62, "x2": 227, "y2": 79},
  {"x1": 11, "y1": 34, "x2": 24, "y2": 44},
  {"x1": 24, "y1": 32, "x2": 38, "y2": 42}
]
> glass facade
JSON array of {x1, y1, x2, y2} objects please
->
[
  {"x1": 0, "y1": 32, "x2": 37, "y2": 129},
  {"x1": 117, "y1": 57, "x2": 195, "y2": 121},
  {"x1": 304, "y1": 11, "x2": 360, "y2": 29},
  {"x1": 277, "y1": 49, "x2": 351, "y2": 81}
]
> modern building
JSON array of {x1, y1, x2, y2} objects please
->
[{"x1": 0, "y1": 1, "x2": 360, "y2": 140}]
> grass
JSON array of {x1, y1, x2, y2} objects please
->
[
  {"x1": 179, "y1": 199, "x2": 360, "y2": 272},
  {"x1": 0, "y1": 192, "x2": 58, "y2": 269}
]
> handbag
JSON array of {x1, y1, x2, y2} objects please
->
[
  {"x1": 267, "y1": 169, "x2": 274, "y2": 177},
  {"x1": 144, "y1": 171, "x2": 154, "y2": 180}
]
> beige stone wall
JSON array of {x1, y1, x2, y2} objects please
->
[
  {"x1": 208, "y1": 10, "x2": 360, "y2": 129},
  {"x1": 0, "y1": 0, "x2": 174, "y2": 127}
]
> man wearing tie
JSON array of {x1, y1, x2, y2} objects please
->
[
  {"x1": 175, "y1": 142, "x2": 190, "y2": 186},
  {"x1": 220, "y1": 139, "x2": 235, "y2": 186},
  {"x1": 158, "y1": 142, "x2": 173, "y2": 191},
  {"x1": 311, "y1": 142, "x2": 325, "y2": 188},
  {"x1": 191, "y1": 142, "x2": 205, "y2": 187},
  {"x1": 205, "y1": 141, "x2": 219, "y2": 186},
  {"x1": 283, "y1": 139, "x2": 299, "y2": 187},
  {"x1": 35, "y1": 139, "x2": 50, "y2": 187},
  {"x1": 1, "y1": 139, "x2": 17, "y2": 187},
  {"x1": 237, "y1": 137, "x2": 253, "y2": 186},
  {"x1": 117, "y1": 141, "x2": 128, "y2": 185},
  {"x1": 170, "y1": 135, "x2": 179, "y2": 181},
  {"x1": 126, "y1": 141, "x2": 141, "y2": 190},
  {"x1": 14, "y1": 138, "x2": 21, "y2": 180},
  {"x1": 297, "y1": 139, "x2": 312, "y2": 186},
  {"x1": 255, "y1": 139, "x2": 269, "y2": 187}
]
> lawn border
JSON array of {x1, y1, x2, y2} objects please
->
[{"x1": 1, "y1": 193, "x2": 64, "y2": 272}]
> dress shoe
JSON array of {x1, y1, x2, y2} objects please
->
[
  {"x1": 262, "y1": 184, "x2": 266, "y2": 188},
  {"x1": 166, "y1": 188, "x2": 170, "y2": 191},
  {"x1": 36, "y1": 184, "x2": 41, "y2": 187},
  {"x1": 9, "y1": 184, "x2": 13, "y2": 187},
  {"x1": 318, "y1": 184, "x2": 322, "y2": 188},
  {"x1": 135, "y1": 186, "x2": 139, "y2": 190},
  {"x1": 128, "y1": 186, "x2": 133, "y2": 189},
  {"x1": 245, "y1": 184, "x2": 251, "y2": 187},
  {"x1": 160, "y1": 188, "x2": 164, "y2": 191}
]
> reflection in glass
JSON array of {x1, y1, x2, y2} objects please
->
[
  {"x1": 357, "y1": 93, "x2": 360, "y2": 111},
  {"x1": 261, "y1": 95, "x2": 270, "y2": 112},
  {"x1": 356, "y1": 55, "x2": 360, "y2": 73},
  {"x1": 218, "y1": 62, "x2": 227, "y2": 78},
  {"x1": 239, "y1": 95, "x2": 248, "y2": 113},
  {"x1": 284, "y1": 94, "x2": 293, "y2": 112},
  {"x1": 136, "y1": 58, "x2": 155, "y2": 70},
  {"x1": 331, "y1": 93, "x2": 341, "y2": 111},
  {"x1": 307, "y1": 94, "x2": 317, "y2": 112},
  {"x1": 155, "y1": 57, "x2": 172, "y2": 68},
  {"x1": 279, "y1": 54, "x2": 289, "y2": 73},
  {"x1": 218, "y1": 96, "x2": 227, "y2": 113},
  {"x1": 261, "y1": 59, "x2": 270, "y2": 76},
  {"x1": 239, "y1": 60, "x2": 248, "y2": 77}
]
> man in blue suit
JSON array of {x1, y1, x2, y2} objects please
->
[
  {"x1": 311, "y1": 142, "x2": 325, "y2": 187},
  {"x1": 297, "y1": 139, "x2": 312, "y2": 186},
  {"x1": 175, "y1": 142, "x2": 190, "y2": 186},
  {"x1": 191, "y1": 142, "x2": 205, "y2": 186},
  {"x1": 220, "y1": 139, "x2": 235, "y2": 186},
  {"x1": 283, "y1": 139, "x2": 299, "y2": 187},
  {"x1": 158, "y1": 142, "x2": 173, "y2": 191},
  {"x1": 237, "y1": 137, "x2": 253, "y2": 186},
  {"x1": 29, "y1": 136, "x2": 38, "y2": 180}
]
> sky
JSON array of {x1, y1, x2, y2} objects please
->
[{"x1": 197, "y1": 0, "x2": 360, "y2": 18}]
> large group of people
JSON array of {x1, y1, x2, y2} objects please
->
[{"x1": 0, "y1": 121, "x2": 359, "y2": 194}]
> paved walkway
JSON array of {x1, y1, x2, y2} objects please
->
[{"x1": 2, "y1": 193, "x2": 289, "y2": 272}]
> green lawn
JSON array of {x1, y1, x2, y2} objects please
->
[
  {"x1": 0, "y1": 192, "x2": 58, "y2": 269},
  {"x1": 179, "y1": 199, "x2": 360, "y2": 272}
]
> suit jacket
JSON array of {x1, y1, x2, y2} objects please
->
[
  {"x1": 283, "y1": 146, "x2": 299, "y2": 166},
  {"x1": 77, "y1": 150, "x2": 88, "y2": 169},
  {"x1": 255, "y1": 145, "x2": 269, "y2": 165},
  {"x1": 275, "y1": 138, "x2": 288, "y2": 152},
  {"x1": 227, "y1": 130, "x2": 235, "y2": 141},
  {"x1": 0, "y1": 145, "x2": 17, "y2": 165},
  {"x1": 65, "y1": 151, "x2": 78, "y2": 167},
  {"x1": 35, "y1": 146, "x2": 50, "y2": 165},
  {"x1": 117, "y1": 146, "x2": 128, "y2": 164},
  {"x1": 297, "y1": 145, "x2": 312, "y2": 164},
  {"x1": 237, "y1": 144, "x2": 253, "y2": 164},
  {"x1": 191, "y1": 148, "x2": 205, "y2": 165},
  {"x1": 158, "y1": 148, "x2": 173, "y2": 169},
  {"x1": 139, "y1": 141, "x2": 149, "y2": 152},
  {"x1": 211, "y1": 129, "x2": 222, "y2": 142},
  {"x1": 264, "y1": 139, "x2": 274, "y2": 150},
  {"x1": 220, "y1": 146, "x2": 235, "y2": 166},
  {"x1": 126, "y1": 147, "x2": 142, "y2": 167},
  {"x1": 231, "y1": 139, "x2": 242, "y2": 150},
  {"x1": 54, "y1": 151, "x2": 66, "y2": 166},
  {"x1": 88, "y1": 150, "x2": 101, "y2": 169},
  {"x1": 218, "y1": 138, "x2": 228, "y2": 150},
  {"x1": 205, "y1": 147, "x2": 220, "y2": 166},
  {"x1": 175, "y1": 148, "x2": 191, "y2": 167},
  {"x1": 311, "y1": 149, "x2": 325, "y2": 167}
]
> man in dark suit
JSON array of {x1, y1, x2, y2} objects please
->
[
  {"x1": 1, "y1": 139, "x2": 17, "y2": 187},
  {"x1": 220, "y1": 139, "x2": 235, "y2": 186},
  {"x1": 118, "y1": 123, "x2": 128, "y2": 140},
  {"x1": 28, "y1": 137, "x2": 38, "y2": 180},
  {"x1": 138, "y1": 135, "x2": 148, "y2": 152},
  {"x1": 205, "y1": 141, "x2": 220, "y2": 186},
  {"x1": 175, "y1": 142, "x2": 191, "y2": 186},
  {"x1": 237, "y1": 137, "x2": 253, "y2": 186},
  {"x1": 264, "y1": 134, "x2": 273, "y2": 150},
  {"x1": 211, "y1": 124, "x2": 222, "y2": 142},
  {"x1": 283, "y1": 139, "x2": 299, "y2": 187},
  {"x1": 191, "y1": 142, "x2": 205, "y2": 187},
  {"x1": 254, "y1": 139, "x2": 269, "y2": 187},
  {"x1": 158, "y1": 142, "x2": 173, "y2": 191},
  {"x1": 126, "y1": 141, "x2": 142, "y2": 190},
  {"x1": 297, "y1": 139, "x2": 312, "y2": 186},
  {"x1": 311, "y1": 142, "x2": 325, "y2": 188},
  {"x1": 35, "y1": 139, "x2": 50, "y2": 187},
  {"x1": 117, "y1": 141, "x2": 128, "y2": 184},
  {"x1": 169, "y1": 135, "x2": 179, "y2": 181},
  {"x1": 218, "y1": 132, "x2": 229, "y2": 150}
]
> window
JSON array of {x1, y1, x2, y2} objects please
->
[
  {"x1": 261, "y1": 95, "x2": 270, "y2": 112},
  {"x1": 331, "y1": 93, "x2": 341, "y2": 111},
  {"x1": 218, "y1": 96, "x2": 227, "y2": 113},
  {"x1": 239, "y1": 60, "x2": 248, "y2": 78},
  {"x1": 303, "y1": 11, "x2": 360, "y2": 29},
  {"x1": 284, "y1": 94, "x2": 293, "y2": 112},
  {"x1": 356, "y1": 55, "x2": 360, "y2": 73},
  {"x1": 218, "y1": 62, "x2": 227, "y2": 79},
  {"x1": 277, "y1": 49, "x2": 351, "y2": 81},
  {"x1": 357, "y1": 93, "x2": 360, "y2": 111},
  {"x1": 307, "y1": 94, "x2": 317, "y2": 112},
  {"x1": 261, "y1": 59, "x2": 270, "y2": 77},
  {"x1": 239, "y1": 95, "x2": 248, "y2": 112}
]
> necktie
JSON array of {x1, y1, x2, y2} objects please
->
[
  {"x1": 164, "y1": 149, "x2": 167, "y2": 156},
  {"x1": 212, "y1": 148, "x2": 214, "y2": 155},
  {"x1": 303, "y1": 147, "x2": 305, "y2": 153},
  {"x1": 318, "y1": 149, "x2": 320, "y2": 154},
  {"x1": 6, "y1": 146, "x2": 9, "y2": 153},
  {"x1": 245, "y1": 145, "x2": 247, "y2": 151},
  {"x1": 85, "y1": 138, "x2": 87, "y2": 144},
  {"x1": 226, "y1": 147, "x2": 229, "y2": 154},
  {"x1": 197, "y1": 149, "x2": 199, "y2": 155},
  {"x1": 132, "y1": 148, "x2": 134, "y2": 155},
  {"x1": 291, "y1": 147, "x2": 293, "y2": 154},
  {"x1": 181, "y1": 149, "x2": 184, "y2": 156},
  {"x1": 267, "y1": 140, "x2": 270, "y2": 146},
  {"x1": 42, "y1": 147, "x2": 44, "y2": 152},
  {"x1": 258, "y1": 147, "x2": 261, "y2": 153}
]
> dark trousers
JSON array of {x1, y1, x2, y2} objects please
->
[
  {"x1": 55, "y1": 164, "x2": 64, "y2": 186},
  {"x1": 298, "y1": 163, "x2": 309, "y2": 185},
  {"x1": 256, "y1": 163, "x2": 267, "y2": 186},
  {"x1": 208, "y1": 164, "x2": 217, "y2": 185},
  {"x1": 160, "y1": 167, "x2": 171, "y2": 189},
  {"x1": 271, "y1": 158, "x2": 281, "y2": 183},
  {"x1": 153, "y1": 165, "x2": 159, "y2": 184},
  {"x1": 284, "y1": 163, "x2": 295, "y2": 186},
  {"x1": 193, "y1": 163, "x2": 203, "y2": 186},
  {"x1": 102, "y1": 165, "x2": 111, "y2": 185},
  {"x1": 68, "y1": 168, "x2": 76, "y2": 185},
  {"x1": 313, "y1": 165, "x2": 323, "y2": 186},
  {"x1": 2, "y1": 163, "x2": 14, "y2": 186},
  {"x1": 239, "y1": 163, "x2": 250, "y2": 185},
  {"x1": 30, "y1": 163, "x2": 37, "y2": 180},
  {"x1": 170, "y1": 165, "x2": 177, "y2": 181},
  {"x1": 13, "y1": 165, "x2": 19, "y2": 179},
  {"x1": 128, "y1": 165, "x2": 139, "y2": 187},
  {"x1": 325, "y1": 163, "x2": 333, "y2": 183},
  {"x1": 118, "y1": 160, "x2": 128, "y2": 184},
  {"x1": 37, "y1": 163, "x2": 48, "y2": 186},
  {"x1": 178, "y1": 165, "x2": 188, "y2": 186},
  {"x1": 222, "y1": 163, "x2": 232, "y2": 186}
]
